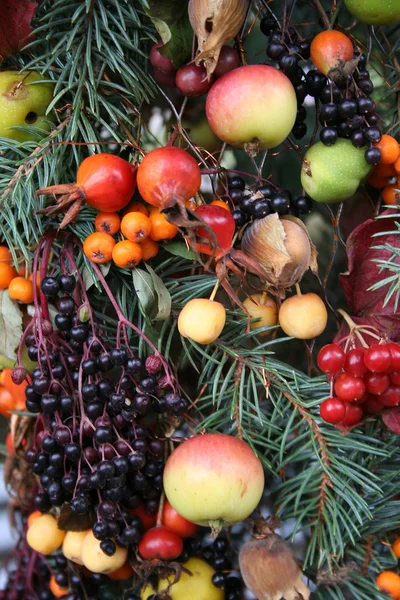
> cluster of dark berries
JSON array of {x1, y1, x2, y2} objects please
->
[
  {"x1": 201, "y1": 537, "x2": 242, "y2": 600},
  {"x1": 261, "y1": 18, "x2": 311, "y2": 140},
  {"x1": 23, "y1": 268, "x2": 186, "y2": 558},
  {"x1": 227, "y1": 176, "x2": 312, "y2": 228}
]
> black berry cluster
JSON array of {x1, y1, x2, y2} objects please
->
[{"x1": 228, "y1": 176, "x2": 312, "y2": 229}]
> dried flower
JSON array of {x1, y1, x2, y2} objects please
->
[{"x1": 188, "y1": 0, "x2": 247, "y2": 78}]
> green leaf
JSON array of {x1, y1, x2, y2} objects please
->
[
  {"x1": 163, "y1": 240, "x2": 197, "y2": 260},
  {"x1": 144, "y1": 0, "x2": 192, "y2": 67},
  {"x1": 81, "y1": 262, "x2": 111, "y2": 291},
  {"x1": 132, "y1": 267, "x2": 157, "y2": 318},
  {"x1": 0, "y1": 291, "x2": 23, "y2": 360},
  {"x1": 145, "y1": 264, "x2": 172, "y2": 321}
]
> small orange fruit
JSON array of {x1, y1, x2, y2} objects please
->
[
  {"x1": 368, "y1": 173, "x2": 388, "y2": 189},
  {"x1": 394, "y1": 151, "x2": 400, "y2": 173},
  {"x1": 210, "y1": 200, "x2": 230, "y2": 211},
  {"x1": 121, "y1": 212, "x2": 152, "y2": 242},
  {"x1": 0, "y1": 387, "x2": 15, "y2": 417},
  {"x1": 108, "y1": 560, "x2": 135, "y2": 580},
  {"x1": 149, "y1": 209, "x2": 178, "y2": 241},
  {"x1": 27, "y1": 510, "x2": 42, "y2": 528},
  {"x1": 374, "y1": 135, "x2": 400, "y2": 165},
  {"x1": 376, "y1": 571, "x2": 400, "y2": 599},
  {"x1": 140, "y1": 238, "x2": 159, "y2": 261},
  {"x1": 0, "y1": 246, "x2": 12, "y2": 264},
  {"x1": 83, "y1": 232, "x2": 115, "y2": 264},
  {"x1": 49, "y1": 575, "x2": 68, "y2": 598},
  {"x1": 382, "y1": 184, "x2": 400, "y2": 206},
  {"x1": 392, "y1": 537, "x2": 400, "y2": 558},
  {"x1": 122, "y1": 201, "x2": 149, "y2": 216},
  {"x1": 95, "y1": 212, "x2": 121, "y2": 235},
  {"x1": 8, "y1": 277, "x2": 34, "y2": 304},
  {"x1": 112, "y1": 240, "x2": 143, "y2": 268},
  {"x1": 373, "y1": 162, "x2": 397, "y2": 178},
  {"x1": 185, "y1": 198, "x2": 197, "y2": 210},
  {"x1": 310, "y1": 30, "x2": 354, "y2": 76},
  {"x1": 0, "y1": 263, "x2": 17, "y2": 290}
]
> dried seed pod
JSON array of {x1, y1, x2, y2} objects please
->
[
  {"x1": 241, "y1": 213, "x2": 318, "y2": 289},
  {"x1": 239, "y1": 533, "x2": 311, "y2": 600},
  {"x1": 189, "y1": 0, "x2": 247, "y2": 78}
]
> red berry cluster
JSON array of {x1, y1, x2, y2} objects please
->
[{"x1": 317, "y1": 342, "x2": 400, "y2": 427}]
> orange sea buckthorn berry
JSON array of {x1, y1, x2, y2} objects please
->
[
  {"x1": 112, "y1": 240, "x2": 143, "y2": 268},
  {"x1": 0, "y1": 387, "x2": 15, "y2": 417},
  {"x1": 121, "y1": 212, "x2": 152, "y2": 243},
  {"x1": 95, "y1": 212, "x2": 121, "y2": 235},
  {"x1": 83, "y1": 232, "x2": 115, "y2": 264},
  {"x1": 382, "y1": 184, "x2": 400, "y2": 206},
  {"x1": 368, "y1": 172, "x2": 388, "y2": 189},
  {"x1": 0, "y1": 263, "x2": 17, "y2": 290},
  {"x1": 108, "y1": 560, "x2": 135, "y2": 580},
  {"x1": 49, "y1": 575, "x2": 68, "y2": 598},
  {"x1": 376, "y1": 571, "x2": 400, "y2": 599},
  {"x1": 210, "y1": 199, "x2": 230, "y2": 211},
  {"x1": 139, "y1": 238, "x2": 159, "y2": 261},
  {"x1": 373, "y1": 162, "x2": 398, "y2": 178},
  {"x1": 122, "y1": 201, "x2": 149, "y2": 217},
  {"x1": 0, "y1": 246, "x2": 12, "y2": 264},
  {"x1": 27, "y1": 510, "x2": 42, "y2": 528},
  {"x1": 374, "y1": 135, "x2": 400, "y2": 165},
  {"x1": 8, "y1": 277, "x2": 34, "y2": 304},
  {"x1": 392, "y1": 537, "x2": 400, "y2": 558},
  {"x1": 149, "y1": 209, "x2": 178, "y2": 241},
  {"x1": 394, "y1": 151, "x2": 400, "y2": 174}
]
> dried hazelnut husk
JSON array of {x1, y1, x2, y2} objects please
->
[
  {"x1": 239, "y1": 532, "x2": 311, "y2": 600},
  {"x1": 241, "y1": 213, "x2": 318, "y2": 289},
  {"x1": 188, "y1": 0, "x2": 247, "y2": 78}
]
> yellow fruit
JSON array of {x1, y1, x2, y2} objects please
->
[
  {"x1": 141, "y1": 558, "x2": 224, "y2": 600},
  {"x1": 81, "y1": 530, "x2": 127, "y2": 574},
  {"x1": 26, "y1": 514, "x2": 65, "y2": 555},
  {"x1": 62, "y1": 530, "x2": 90, "y2": 565},
  {"x1": 178, "y1": 298, "x2": 226, "y2": 344},
  {"x1": 243, "y1": 294, "x2": 278, "y2": 335},
  {"x1": 279, "y1": 293, "x2": 328, "y2": 339}
]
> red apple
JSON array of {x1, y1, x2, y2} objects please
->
[
  {"x1": 163, "y1": 433, "x2": 265, "y2": 530},
  {"x1": 205, "y1": 65, "x2": 297, "y2": 151}
]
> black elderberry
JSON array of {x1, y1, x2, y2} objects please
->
[
  {"x1": 26, "y1": 398, "x2": 41, "y2": 413},
  {"x1": 140, "y1": 376, "x2": 156, "y2": 392},
  {"x1": 240, "y1": 194, "x2": 255, "y2": 215},
  {"x1": 320, "y1": 127, "x2": 338, "y2": 146},
  {"x1": 40, "y1": 394, "x2": 59, "y2": 414},
  {"x1": 357, "y1": 97, "x2": 375, "y2": 115},
  {"x1": 87, "y1": 336, "x2": 102, "y2": 354},
  {"x1": 351, "y1": 130, "x2": 366, "y2": 148},
  {"x1": 338, "y1": 99, "x2": 357, "y2": 119},
  {"x1": 212, "y1": 572, "x2": 226, "y2": 589},
  {"x1": 260, "y1": 16, "x2": 276, "y2": 36},
  {"x1": 365, "y1": 147, "x2": 381, "y2": 165},
  {"x1": 57, "y1": 296, "x2": 76, "y2": 315},
  {"x1": 151, "y1": 397, "x2": 167, "y2": 413},
  {"x1": 364, "y1": 126, "x2": 382, "y2": 143},
  {"x1": 100, "y1": 539, "x2": 116, "y2": 556},
  {"x1": 296, "y1": 105, "x2": 307, "y2": 122},
  {"x1": 66, "y1": 354, "x2": 82, "y2": 369},
  {"x1": 229, "y1": 188, "x2": 244, "y2": 204},
  {"x1": 299, "y1": 40, "x2": 311, "y2": 59},
  {"x1": 56, "y1": 555, "x2": 68, "y2": 569},
  {"x1": 34, "y1": 492, "x2": 51, "y2": 512},
  {"x1": 55, "y1": 314, "x2": 73, "y2": 332},
  {"x1": 121, "y1": 525, "x2": 141, "y2": 545},
  {"x1": 270, "y1": 193, "x2": 290, "y2": 214},
  {"x1": 266, "y1": 42, "x2": 286, "y2": 60},
  {"x1": 27, "y1": 346, "x2": 39, "y2": 361},
  {"x1": 232, "y1": 209, "x2": 246, "y2": 228},
  {"x1": 89, "y1": 471, "x2": 106, "y2": 489},
  {"x1": 93, "y1": 521, "x2": 109, "y2": 540},
  {"x1": 126, "y1": 357, "x2": 142, "y2": 374},
  {"x1": 97, "y1": 460, "x2": 115, "y2": 479},
  {"x1": 40, "y1": 472, "x2": 51, "y2": 489},
  {"x1": 226, "y1": 591, "x2": 241, "y2": 600},
  {"x1": 144, "y1": 461, "x2": 158, "y2": 478},
  {"x1": 292, "y1": 122, "x2": 307, "y2": 139},
  {"x1": 62, "y1": 473, "x2": 77, "y2": 492},
  {"x1": 98, "y1": 353, "x2": 113, "y2": 372},
  {"x1": 172, "y1": 398, "x2": 189, "y2": 415},
  {"x1": 367, "y1": 114, "x2": 379, "y2": 126},
  {"x1": 70, "y1": 326, "x2": 89, "y2": 343},
  {"x1": 347, "y1": 115, "x2": 364, "y2": 130},
  {"x1": 77, "y1": 474, "x2": 91, "y2": 492},
  {"x1": 70, "y1": 494, "x2": 90, "y2": 515},
  {"x1": 202, "y1": 546, "x2": 215, "y2": 562},
  {"x1": 279, "y1": 54, "x2": 298, "y2": 76},
  {"x1": 51, "y1": 363, "x2": 65, "y2": 379},
  {"x1": 253, "y1": 199, "x2": 271, "y2": 219},
  {"x1": 294, "y1": 196, "x2": 313, "y2": 214},
  {"x1": 320, "y1": 85, "x2": 341, "y2": 104},
  {"x1": 112, "y1": 456, "x2": 130, "y2": 475},
  {"x1": 320, "y1": 103, "x2": 338, "y2": 125},
  {"x1": 25, "y1": 449, "x2": 37, "y2": 463},
  {"x1": 358, "y1": 78, "x2": 373, "y2": 94},
  {"x1": 213, "y1": 555, "x2": 231, "y2": 570},
  {"x1": 71, "y1": 370, "x2": 80, "y2": 386},
  {"x1": 82, "y1": 382, "x2": 98, "y2": 401},
  {"x1": 294, "y1": 81, "x2": 308, "y2": 103},
  {"x1": 228, "y1": 175, "x2": 245, "y2": 190},
  {"x1": 41, "y1": 435, "x2": 58, "y2": 454},
  {"x1": 85, "y1": 403, "x2": 103, "y2": 422},
  {"x1": 119, "y1": 375, "x2": 133, "y2": 391},
  {"x1": 128, "y1": 451, "x2": 147, "y2": 471},
  {"x1": 306, "y1": 70, "x2": 327, "y2": 97},
  {"x1": 132, "y1": 394, "x2": 151, "y2": 415},
  {"x1": 55, "y1": 572, "x2": 68, "y2": 588},
  {"x1": 98, "y1": 378, "x2": 114, "y2": 398},
  {"x1": 41, "y1": 277, "x2": 59, "y2": 297},
  {"x1": 214, "y1": 537, "x2": 228, "y2": 554},
  {"x1": 337, "y1": 120, "x2": 351, "y2": 138},
  {"x1": 110, "y1": 348, "x2": 128, "y2": 366},
  {"x1": 131, "y1": 472, "x2": 148, "y2": 491},
  {"x1": 58, "y1": 274, "x2": 76, "y2": 293}
]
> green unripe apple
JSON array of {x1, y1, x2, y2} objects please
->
[
  {"x1": 0, "y1": 71, "x2": 55, "y2": 142},
  {"x1": 344, "y1": 0, "x2": 400, "y2": 25},
  {"x1": 301, "y1": 139, "x2": 372, "y2": 204}
]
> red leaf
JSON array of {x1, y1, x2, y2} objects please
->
[
  {"x1": 382, "y1": 408, "x2": 400, "y2": 435},
  {"x1": 337, "y1": 209, "x2": 400, "y2": 343},
  {"x1": 0, "y1": 0, "x2": 38, "y2": 58}
]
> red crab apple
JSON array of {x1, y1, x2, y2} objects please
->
[
  {"x1": 163, "y1": 433, "x2": 265, "y2": 531},
  {"x1": 205, "y1": 64, "x2": 297, "y2": 152}
]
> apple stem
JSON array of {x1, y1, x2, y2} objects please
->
[
  {"x1": 209, "y1": 520, "x2": 224, "y2": 539},
  {"x1": 156, "y1": 492, "x2": 166, "y2": 527},
  {"x1": 295, "y1": 283, "x2": 302, "y2": 296},
  {"x1": 209, "y1": 279, "x2": 220, "y2": 302}
]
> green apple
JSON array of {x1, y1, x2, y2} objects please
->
[
  {"x1": 344, "y1": 0, "x2": 400, "y2": 25},
  {"x1": 0, "y1": 71, "x2": 55, "y2": 142},
  {"x1": 301, "y1": 139, "x2": 372, "y2": 204}
]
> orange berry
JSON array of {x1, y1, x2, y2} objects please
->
[
  {"x1": 27, "y1": 510, "x2": 42, "y2": 528},
  {"x1": 373, "y1": 162, "x2": 397, "y2": 178},
  {"x1": 310, "y1": 30, "x2": 354, "y2": 76},
  {"x1": 210, "y1": 200, "x2": 230, "y2": 211},
  {"x1": 29, "y1": 272, "x2": 41, "y2": 290},
  {"x1": 149, "y1": 209, "x2": 178, "y2": 241},
  {"x1": 108, "y1": 560, "x2": 134, "y2": 580},
  {"x1": 140, "y1": 238, "x2": 159, "y2": 261},
  {"x1": 376, "y1": 571, "x2": 400, "y2": 599},
  {"x1": 122, "y1": 201, "x2": 149, "y2": 217},
  {"x1": 374, "y1": 135, "x2": 400, "y2": 165},
  {"x1": 8, "y1": 277, "x2": 34, "y2": 304},
  {"x1": 49, "y1": 575, "x2": 68, "y2": 598},
  {"x1": 5, "y1": 432, "x2": 14, "y2": 456},
  {"x1": 95, "y1": 212, "x2": 121, "y2": 235},
  {"x1": 0, "y1": 246, "x2": 12, "y2": 264},
  {"x1": 394, "y1": 151, "x2": 400, "y2": 174},
  {"x1": 0, "y1": 263, "x2": 17, "y2": 290},
  {"x1": 112, "y1": 240, "x2": 143, "y2": 268},
  {"x1": 121, "y1": 212, "x2": 152, "y2": 242},
  {"x1": 185, "y1": 198, "x2": 197, "y2": 210},
  {"x1": 0, "y1": 387, "x2": 16, "y2": 417},
  {"x1": 83, "y1": 232, "x2": 115, "y2": 264},
  {"x1": 0, "y1": 368, "x2": 27, "y2": 411},
  {"x1": 382, "y1": 185, "x2": 400, "y2": 206},
  {"x1": 392, "y1": 537, "x2": 400, "y2": 558},
  {"x1": 368, "y1": 173, "x2": 388, "y2": 189}
]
